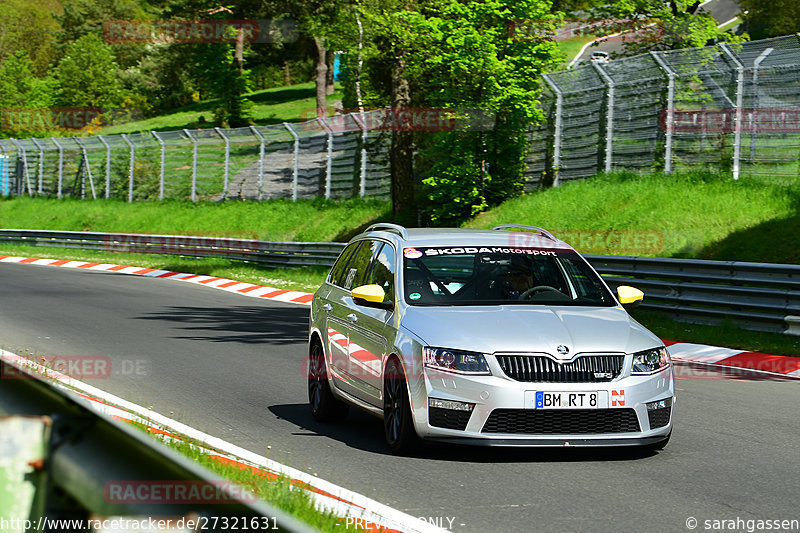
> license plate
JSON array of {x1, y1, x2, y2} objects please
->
[{"x1": 526, "y1": 391, "x2": 608, "y2": 409}]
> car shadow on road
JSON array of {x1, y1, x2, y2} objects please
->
[
  {"x1": 134, "y1": 305, "x2": 308, "y2": 345},
  {"x1": 269, "y1": 403, "x2": 660, "y2": 462}
]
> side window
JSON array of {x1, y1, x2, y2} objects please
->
[
  {"x1": 344, "y1": 240, "x2": 379, "y2": 290},
  {"x1": 329, "y1": 242, "x2": 361, "y2": 287},
  {"x1": 369, "y1": 243, "x2": 396, "y2": 301}
]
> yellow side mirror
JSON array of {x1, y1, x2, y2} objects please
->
[
  {"x1": 351, "y1": 284, "x2": 386, "y2": 304},
  {"x1": 617, "y1": 285, "x2": 644, "y2": 309}
]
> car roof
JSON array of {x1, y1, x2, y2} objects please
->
[{"x1": 355, "y1": 226, "x2": 576, "y2": 251}]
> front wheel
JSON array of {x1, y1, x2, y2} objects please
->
[
  {"x1": 383, "y1": 358, "x2": 421, "y2": 454},
  {"x1": 308, "y1": 341, "x2": 349, "y2": 422}
]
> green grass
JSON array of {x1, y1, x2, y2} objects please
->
[
  {"x1": 101, "y1": 82, "x2": 345, "y2": 134},
  {"x1": 556, "y1": 34, "x2": 597, "y2": 65},
  {"x1": 464, "y1": 170, "x2": 800, "y2": 264},
  {"x1": 136, "y1": 430, "x2": 347, "y2": 531},
  {"x1": 0, "y1": 196, "x2": 390, "y2": 243}
]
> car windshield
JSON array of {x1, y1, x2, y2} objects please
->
[{"x1": 403, "y1": 246, "x2": 615, "y2": 307}]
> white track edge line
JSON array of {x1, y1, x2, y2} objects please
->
[{"x1": 0, "y1": 348, "x2": 444, "y2": 533}]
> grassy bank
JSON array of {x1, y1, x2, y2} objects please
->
[
  {"x1": 465, "y1": 171, "x2": 800, "y2": 264},
  {"x1": 101, "y1": 82, "x2": 345, "y2": 134},
  {"x1": 0, "y1": 196, "x2": 389, "y2": 243}
]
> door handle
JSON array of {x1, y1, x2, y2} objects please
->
[
  {"x1": 322, "y1": 304, "x2": 333, "y2": 312},
  {"x1": 347, "y1": 313, "x2": 358, "y2": 322}
]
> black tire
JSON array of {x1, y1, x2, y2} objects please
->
[
  {"x1": 308, "y1": 341, "x2": 349, "y2": 422},
  {"x1": 383, "y1": 357, "x2": 421, "y2": 454}
]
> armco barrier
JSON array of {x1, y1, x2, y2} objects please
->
[
  {"x1": 0, "y1": 355, "x2": 315, "y2": 531},
  {"x1": 1, "y1": 229, "x2": 798, "y2": 335}
]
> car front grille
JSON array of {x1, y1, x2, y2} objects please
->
[
  {"x1": 648, "y1": 406, "x2": 672, "y2": 430},
  {"x1": 482, "y1": 408, "x2": 640, "y2": 434},
  {"x1": 429, "y1": 407, "x2": 472, "y2": 431},
  {"x1": 495, "y1": 354, "x2": 625, "y2": 383}
]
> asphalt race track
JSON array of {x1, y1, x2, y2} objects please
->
[
  {"x1": 1, "y1": 262, "x2": 798, "y2": 532},
  {"x1": 575, "y1": 0, "x2": 741, "y2": 64}
]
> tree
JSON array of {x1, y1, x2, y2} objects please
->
[
  {"x1": 0, "y1": 51, "x2": 58, "y2": 109},
  {"x1": 0, "y1": 0, "x2": 61, "y2": 76},
  {"x1": 337, "y1": 0, "x2": 560, "y2": 222},
  {"x1": 55, "y1": 33, "x2": 126, "y2": 108},
  {"x1": 740, "y1": 0, "x2": 800, "y2": 40}
]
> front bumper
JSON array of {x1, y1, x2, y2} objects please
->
[{"x1": 412, "y1": 363, "x2": 674, "y2": 446}]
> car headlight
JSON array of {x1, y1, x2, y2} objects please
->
[
  {"x1": 424, "y1": 347, "x2": 491, "y2": 375},
  {"x1": 631, "y1": 347, "x2": 671, "y2": 375}
]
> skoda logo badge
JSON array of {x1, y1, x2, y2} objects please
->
[{"x1": 557, "y1": 345, "x2": 569, "y2": 356}]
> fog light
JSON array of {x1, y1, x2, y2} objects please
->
[
  {"x1": 428, "y1": 398, "x2": 474, "y2": 412},
  {"x1": 646, "y1": 398, "x2": 672, "y2": 410}
]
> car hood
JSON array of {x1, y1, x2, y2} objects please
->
[{"x1": 400, "y1": 305, "x2": 662, "y2": 356}]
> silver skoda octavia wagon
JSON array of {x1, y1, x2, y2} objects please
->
[{"x1": 307, "y1": 224, "x2": 674, "y2": 454}]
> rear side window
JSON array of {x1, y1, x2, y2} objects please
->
[
  {"x1": 368, "y1": 243, "x2": 396, "y2": 301},
  {"x1": 347, "y1": 240, "x2": 383, "y2": 289},
  {"x1": 329, "y1": 242, "x2": 361, "y2": 287}
]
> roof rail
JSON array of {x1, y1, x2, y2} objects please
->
[
  {"x1": 492, "y1": 224, "x2": 556, "y2": 241},
  {"x1": 366, "y1": 223, "x2": 408, "y2": 239}
]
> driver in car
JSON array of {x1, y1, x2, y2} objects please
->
[{"x1": 501, "y1": 260, "x2": 536, "y2": 300}]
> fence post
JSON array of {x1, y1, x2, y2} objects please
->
[
  {"x1": 30, "y1": 138, "x2": 45, "y2": 194},
  {"x1": 152, "y1": 131, "x2": 166, "y2": 200},
  {"x1": 10, "y1": 139, "x2": 32, "y2": 197},
  {"x1": 0, "y1": 144, "x2": 7, "y2": 196},
  {"x1": 97, "y1": 135, "x2": 111, "y2": 199},
  {"x1": 50, "y1": 138, "x2": 65, "y2": 198},
  {"x1": 249, "y1": 126, "x2": 265, "y2": 200},
  {"x1": 720, "y1": 43, "x2": 744, "y2": 180},
  {"x1": 351, "y1": 113, "x2": 368, "y2": 197},
  {"x1": 283, "y1": 122, "x2": 300, "y2": 201},
  {"x1": 215, "y1": 127, "x2": 230, "y2": 199},
  {"x1": 751, "y1": 48, "x2": 773, "y2": 162},
  {"x1": 651, "y1": 51, "x2": 676, "y2": 173},
  {"x1": 318, "y1": 118, "x2": 333, "y2": 199},
  {"x1": 592, "y1": 63, "x2": 615, "y2": 173},
  {"x1": 73, "y1": 137, "x2": 97, "y2": 200},
  {"x1": 183, "y1": 129, "x2": 198, "y2": 202},
  {"x1": 541, "y1": 73, "x2": 563, "y2": 186},
  {"x1": 121, "y1": 134, "x2": 135, "y2": 202}
]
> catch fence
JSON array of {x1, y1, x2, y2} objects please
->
[{"x1": 526, "y1": 34, "x2": 800, "y2": 185}]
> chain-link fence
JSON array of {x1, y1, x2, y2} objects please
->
[
  {"x1": 527, "y1": 34, "x2": 800, "y2": 185},
  {"x1": 0, "y1": 111, "x2": 391, "y2": 201}
]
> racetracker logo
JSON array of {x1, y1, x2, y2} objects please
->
[
  {"x1": 1, "y1": 355, "x2": 150, "y2": 380},
  {"x1": 300, "y1": 108, "x2": 496, "y2": 132},
  {"x1": 103, "y1": 232, "x2": 260, "y2": 256},
  {"x1": 104, "y1": 480, "x2": 258, "y2": 504},
  {"x1": 660, "y1": 108, "x2": 800, "y2": 133},
  {"x1": 103, "y1": 19, "x2": 298, "y2": 44}
]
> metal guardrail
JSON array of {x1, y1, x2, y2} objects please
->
[
  {"x1": 0, "y1": 229, "x2": 344, "y2": 268},
  {"x1": 586, "y1": 255, "x2": 800, "y2": 335},
  {"x1": 1, "y1": 229, "x2": 798, "y2": 335},
  {"x1": 0, "y1": 355, "x2": 315, "y2": 532}
]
